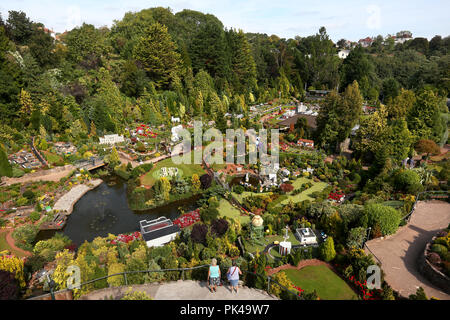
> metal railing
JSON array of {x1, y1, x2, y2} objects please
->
[
  {"x1": 28, "y1": 264, "x2": 303, "y2": 300},
  {"x1": 400, "y1": 190, "x2": 449, "y2": 223}
]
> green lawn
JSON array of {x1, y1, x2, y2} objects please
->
[
  {"x1": 0, "y1": 231, "x2": 27, "y2": 258},
  {"x1": 243, "y1": 232, "x2": 301, "y2": 256},
  {"x1": 282, "y1": 266, "x2": 358, "y2": 300},
  {"x1": 232, "y1": 177, "x2": 327, "y2": 207},
  {"x1": 141, "y1": 151, "x2": 206, "y2": 186},
  {"x1": 279, "y1": 177, "x2": 328, "y2": 205},
  {"x1": 217, "y1": 199, "x2": 250, "y2": 224}
]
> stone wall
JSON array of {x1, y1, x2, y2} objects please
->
[{"x1": 418, "y1": 237, "x2": 450, "y2": 294}]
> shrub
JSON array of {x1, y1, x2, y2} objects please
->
[
  {"x1": 12, "y1": 225, "x2": 39, "y2": 251},
  {"x1": 200, "y1": 207, "x2": 219, "y2": 223},
  {"x1": 29, "y1": 211, "x2": 41, "y2": 222},
  {"x1": 431, "y1": 244, "x2": 448, "y2": 256},
  {"x1": 191, "y1": 224, "x2": 208, "y2": 244},
  {"x1": 280, "y1": 183, "x2": 294, "y2": 193},
  {"x1": 121, "y1": 289, "x2": 152, "y2": 300},
  {"x1": 365, "y1": 204, "x2": 401, "y2": 236},
  {"x1": 211, "y1": 218, "x2": 229, "y2": 236},
  {"x1": 200, "y1": 174, "x2": 213, "y2": 189},
  {"x1": 23, "y1": 190, "x2": 35, "y2": 201},
  {"x1": 319, "y1": 237, "x2": 336, "y2": 262},
  {"x1": 233, "y1": 185, "x2": 245, "y2": 194},
  {"x1": 393, "y1": 170, "x2": 423, "y2": 194}
]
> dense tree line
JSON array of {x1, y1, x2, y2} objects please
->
[{"x1": 0, "y1": 7, "x2": 448, "y2": 159}]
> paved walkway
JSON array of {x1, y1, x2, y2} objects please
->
[
  {"x1": 53, "y1": 179, "x2": 103, "y2": 214},
  {"x1": 1, "y1": 165, "x2": 76, "y2": 186},
  {"x1": 80, "y1": 280, "x2": 277, "y2": 300},
  {"x1": 365, "y1": 200, "x2": 450, "y2": 300}
]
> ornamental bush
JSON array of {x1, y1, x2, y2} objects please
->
[
  {"x1": 431, "y1": 244, "x2": 448, "y2": 256},
  {"x1": 211, "y1": 218, "x2": 229, "y2": 236},
  {"x1": 319, "y1": 237, "x2": 336, "y2": 262},
  {"x1": 364, "y1": 204, "x2": 401, "y2": 236},
  {"x1": 191, "y1": 223, "x2": 208, "y2": 244},
  {"x1": 393, "y1": 170, "x2": 423, "y2": 194}
]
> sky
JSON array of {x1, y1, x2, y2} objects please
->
[{"x1": 1, "y1": 0, "x2": 449, "y2": 41}]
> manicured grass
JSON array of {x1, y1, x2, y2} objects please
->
[
  {"x1": 141, "y1": 151, "x2": 206, "y2": 187},
  {"x1": 232, "y1": 177, "x2": 327, "y2": 207},
  {"x1": 243, "y1": 232, "x2": 301, "y2": 256},
  {"x1": 0, "y1": 231, "x2": 27, "y2": 258},
  {"x1": 279, "y1": 178, "x2": 328, "y2": 205},
  {"x1": 282, "y1": 266, "x2": 358, "y2": 300},
  {"x1": 217, "y1": 199, "x2": 250, "y2": 224}
]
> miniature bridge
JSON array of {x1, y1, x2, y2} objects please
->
[{"x1": 74, "y1": 157, "x2": 106, "y2": 171}]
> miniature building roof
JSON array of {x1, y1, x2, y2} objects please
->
[
  {"x1": 296, "y1": 228, "x2": 316, "y2": 238},
  {"x1": 298, "y1": 139, "x2": 314, "y2": 143},
  {"x1": 140, "y1": 217, "x2": 180, "y2": 242}
]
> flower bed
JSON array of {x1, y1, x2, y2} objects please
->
[
  {"x1": 173, "y1": 209, "x2": 201, "y2": 228},
  {"x1": 110, "y1": 231, "x2": 142, "y2": 245},
  {"x1": 135, "y1": 124, "x2": 158, "y2": 138},
  {"x1": 328, "y1": 190, "x2": 345, "y2": 202},
  {"x1": 347, "y1": 275, "x2": 382, "y2": 300}
]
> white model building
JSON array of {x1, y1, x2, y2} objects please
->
[
  {"x1": 295, "y1": 228, "x2": 318, "y2": 245},
  {"x1": 139, "y1": 217, "x2": 180, "y2": 248}
]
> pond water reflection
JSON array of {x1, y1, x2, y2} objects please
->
[{"x1": 37, "y1": 176, "x2": 199, "y2": 246}]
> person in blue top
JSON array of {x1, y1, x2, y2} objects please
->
[{"x1": 207, "y1": 258, "x2": 221, "y2": 293}]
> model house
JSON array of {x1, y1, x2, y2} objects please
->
[
  {"x1": 139, "y1": 217, "x2": 180, "y2": 248},
  {"x1": 295, "y1": 228, "x2": 318, "y2": 245},
  {"x1": 297, "y1": 139, "x2": 314, "y2": 148}
]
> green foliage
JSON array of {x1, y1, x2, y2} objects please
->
[
  {"x1": 319, "y1": 237, "x2": 336, "y2": 262},
  {"x1": 393, "y1": 169, "x2": 423, "y2": 194},
  {"x1": 133, "y1": 22, "x2": 181, "y2": 88},
  {"x1": 0, "y1": 146, "x2": 12, "y2": 178},
  {"x1": 365, "y1": 204, "x2": 401, "y2": 236}
]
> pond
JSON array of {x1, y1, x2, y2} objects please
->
[{"x1": 36, "y1": 175, "x2": 200, "y2": 246}]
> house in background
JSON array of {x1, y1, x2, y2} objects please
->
[
  {"x1": 297, "y1": 139, "x2": 314, "y2": 148},
  {"x1": 337, "y1": 49, "x2": 350, "y2": 59},
  {"x1": 358, "y1": 37, "x2": 373, "y2": 48},
  {"x1": 139, "y1": 217, "x2": 180, "y2": 248}
]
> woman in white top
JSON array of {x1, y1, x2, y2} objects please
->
[{"x1": 227, "y1": 260, "x2": 242, "y2": 293}]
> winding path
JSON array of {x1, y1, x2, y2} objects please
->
[
  {"x1": 0, "y1": 228, "x2": 32, "y2": 257},
  {"x1": 364, "y1": 200, "x2": 450, "y2": 300}
]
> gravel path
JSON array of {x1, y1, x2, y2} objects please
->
[
  {"x1": 53, "y1": 179, "x2": 103, "y2": 215},
  {"x1": 1, "y1": 165, "x2": 75, "y2": 186},
  {"x1": 365, "y1": 200, "x2": 450, "y2": 300}
]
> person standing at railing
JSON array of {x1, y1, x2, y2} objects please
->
[
  {"x1": 208, "y1": 258, "x2": 221, "y2": 293},
  {"x1": 227, "y1": 260, "x2": 242, "y2": 293}
]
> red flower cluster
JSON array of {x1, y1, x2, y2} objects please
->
[
  {"x1": 173, "y1": 209, "x2": 201, "y2": 228},
  {"x1": 292, "y1": 285, "x2": 305, "y2": 296},
  {"x1": 110, "y1": 231, "x2": 141, "y2": 245},
  {"x1": 136, "y1": 124, "x2": 158, "y2": 138},
  {"x1": 347, "y1": 275, "x2": 381, "y2": 300},
  {"x1": 328, "y1": 191, "x2": 345, "y2": 201}
]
